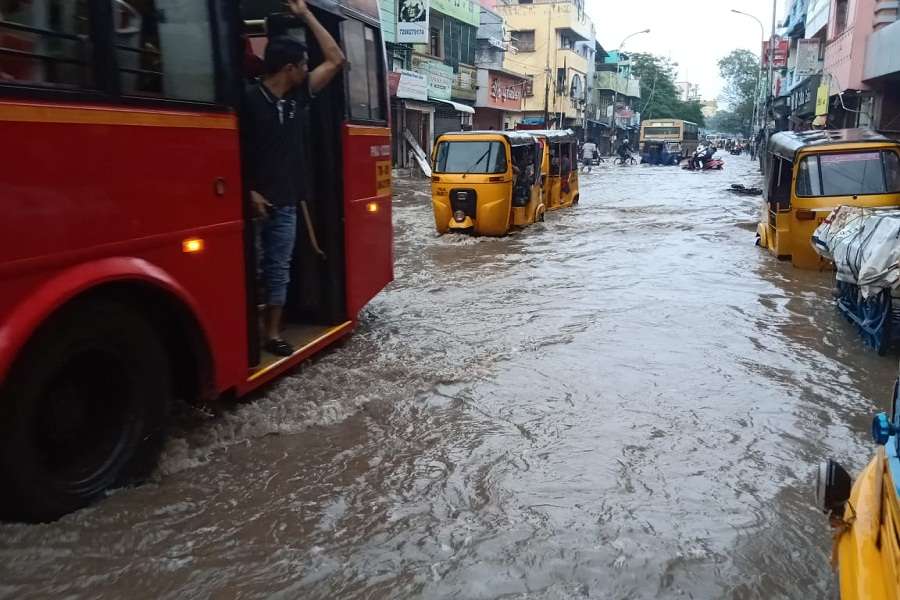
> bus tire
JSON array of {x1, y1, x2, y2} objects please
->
[{"x1": 0, "y1": 297, "x2": 170, "y2": 522}]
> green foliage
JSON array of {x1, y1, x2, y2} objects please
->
[
  {"x1": 717, "y1": 49, "x2": 759, "y2": 135},
  {"x1": 628, "y1": 53, "x2": 706, "y2": 127},
  {"x1": 707, "y1": 110, "x2": 746, "y2": 134}
]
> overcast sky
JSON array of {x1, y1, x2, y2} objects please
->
[{"x1": 588, "y1": 0, "x2": 788, "y2": 103}]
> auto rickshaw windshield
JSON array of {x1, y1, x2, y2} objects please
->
[
  {"x1": 434, "y1": 141, "x2": 508, "y2": 174},
  {"x1": 796, "y1": 150, "x2": 900, "y2": 197}
]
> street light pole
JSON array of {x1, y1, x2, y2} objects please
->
[
  {"x1": 730, "y1": 9, "x2": 764, "y2": 135},
  {"x1": 610, "y1": 28, "x2": 649, "y2": 153}
]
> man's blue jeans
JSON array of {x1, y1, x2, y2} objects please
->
[{"x1": 257, "y1": 206, "x2": 297, "y2": 307}]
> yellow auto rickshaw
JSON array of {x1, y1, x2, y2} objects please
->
[
  {"x1": 757, "y1": 129, "x2": 900, "y2": 269},
  {"x1": 530, "y1": 129, "x2": 580, "y2": 210},
  {"x1": 431, "y1": 131, "x2": 545, "y2": 236},
  {"x1": 818, "y1": 371, "x2": 900, "y2": 599}
]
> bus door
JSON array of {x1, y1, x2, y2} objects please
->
[{"x1": 339, "y1": 19, "x2": 393, "y2": 317}]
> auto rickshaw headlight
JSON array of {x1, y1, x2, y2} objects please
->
[
  {"x1": 453, "y1": 210, "x2": 466, "y2": 223},
  {"x1": 816, "y1": 459, "x2": 852, "y2": 520}
]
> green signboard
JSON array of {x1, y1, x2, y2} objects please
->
[
  {"x1": 431, "y1": 0, "x2": 480, "y2": 27},
  {"x1": 378, "y1": 0, "x2": 396, "y2": 43}
]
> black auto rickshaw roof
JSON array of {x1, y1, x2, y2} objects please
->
[
  {"x1": 526, "y1": 129, "x2": 578, "y2": 143},
  {"x1": 438, "y1": 131, "x2": 538, "y2": 147},
  {"x1": 243, "y1": 0, "x2": 380, "y2": 27},
  {"x1": 768, "y1": 128, "x2": 896, "y2": 161}
]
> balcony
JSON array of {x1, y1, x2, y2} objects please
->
[
  {"x1": 555, "y1": 48, "x2": 588, "y2": 73},
  {"x1": 594, "y1": 72, "x2": 640, "y2": 97},
  {"x1": 865, "y1": 18, "x2": 900, "y2": 80}
]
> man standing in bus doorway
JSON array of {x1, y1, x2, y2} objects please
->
[{"x1": 244, "y1": 0, "x2": 346, "y2": 357}]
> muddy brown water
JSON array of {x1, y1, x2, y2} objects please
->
[{"x1": 1, "y1": 155, "x2": 896, "y2": 599}]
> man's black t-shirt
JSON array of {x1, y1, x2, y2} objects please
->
[{"x1": 243, "y1": 82, "x2": 311, "y2": 208}]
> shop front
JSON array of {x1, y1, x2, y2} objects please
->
[
  {"x1": 474, "y1": 68, "x2": 527, "y2": 131},
  {"x1": 787, "y1": 74, "x2": 822, "y2": 130}
]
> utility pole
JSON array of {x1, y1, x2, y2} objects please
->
[
  {"x1": 730, "y1": 9, "x2": 764, "y2": 136},
  {"x1": 610, "y1": 29, "x2": 649, "y2": 152},
  {"x1": 542, "y1": 4, "x2": 553, "y2": 127}
]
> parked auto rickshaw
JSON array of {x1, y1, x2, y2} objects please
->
[
  {"x1": 818, "y1": 371, "x2": 900, "y2": 599},
  {"x1": 529, "y1": 130, "x2": 580, "y2": 210},
  {"x1": 756, "y1": 129, "x2": 900, "y2": 269},
  {"x1": 640, "y1": 140, "x2": 681, "y2": 165},
  {"x1": 431, "y1": 131, "x2": 545, "y2": 236}
]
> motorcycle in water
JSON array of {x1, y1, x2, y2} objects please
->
[{"x1": 682, "y1": 145, "x2": 725, "y2": 171}]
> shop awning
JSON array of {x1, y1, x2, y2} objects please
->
[{"x1": 432, "y1": 99, "x2": 475, "y2": 114}]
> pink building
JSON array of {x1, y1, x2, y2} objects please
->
[{"x1": 823, "y1": 0, "x2": 876, "y2": 95}]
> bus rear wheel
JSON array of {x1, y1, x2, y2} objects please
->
[{"x1": 0, "y1": 298, "x2": 170, "y2": 522}]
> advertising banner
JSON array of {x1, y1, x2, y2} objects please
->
[
  {"x1": 390, "y1": 69, "x2": 428, "y2": 100},
  {"x1": 762, "y1": 38, "x2": 789, "y2": 68},
  {"x1": 397, "y1": 0, "x2": 428, "y2": 43},
  {"x1": 816, "y1": 79, "x2": 830, "y2": 116},
  {"x1": 431, "y1": 0, "x2": 479, "y2": 26},
  {"x1": 795, "y1": 39, "x2": 820, "y2": 78},
  {"x1": 428, "y1": 61, "x2": 454, "y2": 100}
]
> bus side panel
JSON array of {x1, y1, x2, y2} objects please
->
[
  {"x1": 341, "y1": 125, "x2": 394, "y2": 317},
  {"x1": 0, "y1": 101, "x2": 247, "y2": 393}
]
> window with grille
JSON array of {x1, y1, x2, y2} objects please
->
[{"x1": 511, "y1": 29, "x2": 534, "y2": 52}]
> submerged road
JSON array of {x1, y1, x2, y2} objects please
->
[{"x1": 1, "y1": 154, "x2": 895, "y2": 599}]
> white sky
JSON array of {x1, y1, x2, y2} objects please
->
[{"x1": 588, "y1": 0, "x2": 788, "y2": 103}]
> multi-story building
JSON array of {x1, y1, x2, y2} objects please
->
[
  {"x1": 592, "y1": 51, "x2": 641, "y2": 154},
  {"x1": 381, "y1": 0, "x2": 482, "y2": 168},
  {"x1": 822, "y1": 0, "x2": 878, "y2": 128},
  {"x1": 473, "y1": 4, "x2": 530, "y2": 130},
  {"x1": 863, "y1": 2, "x2": 900, "y2": 132},
  {"x1": 494, "y1": 0, "x2": 594, "y2": 128}
]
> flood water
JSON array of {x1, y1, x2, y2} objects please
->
[{"x1": 2, "y1": 154, "x2": 897, "y2": 599}]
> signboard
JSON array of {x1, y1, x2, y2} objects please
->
[
  {"x1": 806, "y1": 0, "x2": 830, "y2": 36},
  {"x1": 762, "y1": 38, "x2": 789, "y2": 68},
  {"x1": 789, "y1": 74, "x2": 821, "y2": 115},
  {"x1": 795, "y1": 39, "x2": 820, "y2": 78},
  {"x1": 431, "y1": 0, "x2": 479, "y2": 26},
  {"x1": 378, "y1": 0, "x2": 396, "y2": 43},
  {"x1": 390, "y1": 69, "x2": 428, "y2": 100},
  {"x1": 429, "y1": 61, "x2": 453, "y2": 100},
  {"x1": 410, "y1": 54, "x2": 453, "y2": 100},
  {"x1": 490, "y1": 74, "x2": 523, "y2": 108},
  {"x1": 816, "y1": 79, "x2": 830, "y2": 116},
  {"x1": 397, "y1": 0, "x2": 428, "y2": 43},
  {"x1": 453, "y1": 64, "x2": 477, "y2": 101}
]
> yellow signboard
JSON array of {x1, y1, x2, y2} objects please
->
[
  {"x1": 815, "y1": 80, "x2": 830, "y2": 116},
  {"x1": 375, "y1": 160, "x2": 392, "y2": 196}
]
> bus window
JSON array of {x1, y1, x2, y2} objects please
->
[
  {"x1": 116, "y1": 0, "x2": 216, "y2": 102},
  {"x1": 0, "y1": 0, "x2": 93, "y2": 89},
  {"x1": 341, "y1": 19, "x2": 384, "y2": 122}
]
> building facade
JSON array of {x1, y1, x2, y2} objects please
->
[{"x1": 495, "y1": 0, "x2": 594, "y2": 129}]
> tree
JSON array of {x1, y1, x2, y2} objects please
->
[
  {"x1": 628, "y1": 52, "x2": 706, "y2": 127},
  {"x1": 717, "y1": 49, "x2": 759, "y2": 135},
  {"x1": 707, "y1": 110, "x2": 745, "y2": 134}
]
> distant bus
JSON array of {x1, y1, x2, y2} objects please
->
[{"x1": 639, "y1": 119, "x2": 699, "y2": 160}]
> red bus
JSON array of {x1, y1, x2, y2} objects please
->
[{"x1": 0, "y1": 0, "x2": 392, "y2": 521}]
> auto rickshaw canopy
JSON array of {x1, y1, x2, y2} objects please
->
[
  {"x1": 767, "y1": 128, "x2": 896, "y2": 161},
  {"x1": 438, "y1": 131, "x2": 537, "y2": 147}
]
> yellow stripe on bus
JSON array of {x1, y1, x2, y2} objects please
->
[
  {"x1": 346, "y1": 125, "x2": 390, "y2": 137},
  {"x1": 0, "y1": 103, "x2": 237, "y2": 129}
]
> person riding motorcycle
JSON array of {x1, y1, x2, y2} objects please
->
[
  {"x1": 691, "y1": 143, "x2": 717, "y2": 169},
  {"x1": 617, "y1": 139, "x2": 633, "y2": 162}
]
